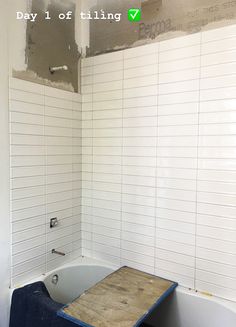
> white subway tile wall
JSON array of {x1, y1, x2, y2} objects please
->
[
  {"x1": 155, "y1": 33, "x2": 200, "y2": 288},
  {"x1": 9, "y1": 24, "x2": 236, "y2": 301},
  {"x1": 10, "y1": 78, "x2": 82, "y2": 286},
  {"x1": 122, "y1": 44, "x2": 158, "y2": 274},
  {"x1": 81, "y1": 25, "x2": 236, "y2": 302},
  {"x1": 197, "y1": 25, "x2": 236, "y2": 301}
]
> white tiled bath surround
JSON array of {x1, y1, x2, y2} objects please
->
[
  {"x1": 9, "y1": 23, "x2": 236, "y2": 302},
  {"x1": 81, "y1": 24, "x2": 236, "y2": 302},
  {"x1": 9, "y1": 78, "x2": 82, "y2": 286}
]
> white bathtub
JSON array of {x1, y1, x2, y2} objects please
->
[
  {"x1": 43, "y1": 257, "x2": 116, "y2": 304},
  {"x1": 25, "y1": 257, "x2": 236, "y2": 327},
  {"x1": 146, "y1": 286, "x2": 236, "y2": 327}
]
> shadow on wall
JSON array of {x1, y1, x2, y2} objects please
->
[{"x1": 13, "y1": 0, "x2": 80, "y2": 93}]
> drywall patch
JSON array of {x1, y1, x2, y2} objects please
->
[{"x1": 15, "y1": 0, "x2": 80, "y2": 92}]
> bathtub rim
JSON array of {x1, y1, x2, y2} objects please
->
[
  {"x1": 19, "y1": 256, "x2": 119, "y2": 286},
  {"x1": 174, "y1": 285, "x2": 236, "y2": 314},
  {"x1": 10, "y1": 256, "x2": 119, "y2": 296},
  {"x1": 11, "y1": 256, "x2": 236, "y2": 315}
]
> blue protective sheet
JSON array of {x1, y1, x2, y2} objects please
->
[
  {"x1": 10, "y1": 280, "x2": 177, "y2": 327},
  {"x1": 9, "y1": 282, "x2": 75, "y2": 327},
  {"x1": 57, "y1": 282, "x2": 178, "y2": 327}
]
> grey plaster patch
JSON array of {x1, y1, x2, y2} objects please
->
[
  {"x1": 15, "y1": 0, "x2": 80, "y2": 92},
  {"x1": 12, "y1": 69, "x2": 75, "y2": 92},
  {"x1": 86, "y1": 0, "x2": 236, "y2": 56}
]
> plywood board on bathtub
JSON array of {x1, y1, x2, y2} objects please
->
[{"x1": 58, "y1": 266, "x2": 178, "y2": 327}]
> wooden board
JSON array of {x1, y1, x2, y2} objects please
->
[{"x1": 58, "y1": 266, "x2": 177, "y2": 327}]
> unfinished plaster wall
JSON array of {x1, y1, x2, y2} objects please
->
[
  {"x1": 10, "y1": 0, "x2": 81, "y2": 92},
  {"x1": 86, "y1": 0, "x2": 236, "y2": 56}
]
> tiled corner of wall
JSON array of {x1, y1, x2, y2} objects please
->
[
  {"x1": 81, "y1": 24, "x2": 236, "y2": 302},
  {"x1": 9, "y1": 78, "x2": 82, "y2": 286},
  {"x1": 81, "y1": 51, "x2": 124, "y2": 266}
]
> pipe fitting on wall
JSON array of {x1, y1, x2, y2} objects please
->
[{"x1": 49, "y1": 65, "x2": 68, "y2": 74}]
